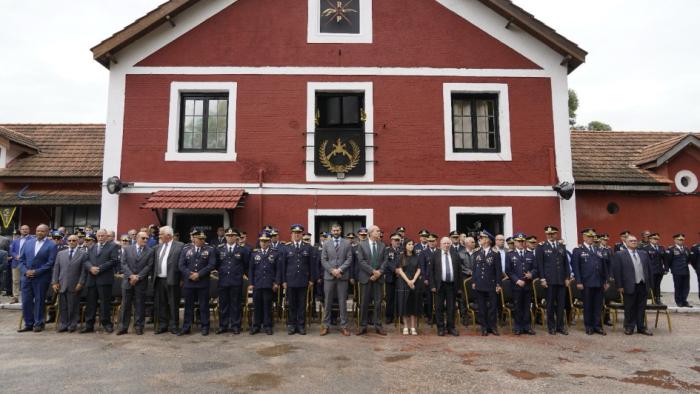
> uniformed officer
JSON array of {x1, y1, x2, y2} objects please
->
[
  {"x1": 248, "y1": 231, "x2": 279, "y2": 335},
  {"x1": 597, "y1": 233, "x2": 614, "y2": 326},
  {"x1": 346, "y1": 232, "x2": 358, "y2": 287},
  {"x1": 690, "y1": 233, "x2": 700, "y2": 304},
  {"x1": 526, "y1": 236, "x2": 538, "y2": 257},
  {"x1": 414, "y1": 229, "x2": 430, "y2": 253},
  {"x1": 506, "y1": 232, "x2": 536, "y2": 335},
  {"x1": 395, "y1": 227, "x2": 407, "y2": 249},
  {"x1": 536, "y1": 225, "x2": 570, "y2": 335},
  {"x1": 644, "y1": 233, "x2": 668, "y2": 304},
  {"x1": 639, "y1": 230, "x2": 652, "y2": 248},
  {"x1": 419, "y1": 234, "x2": 438, "y2": 323},
  {"x1": 572, "y1": 228, "x2": 609, "y2": 335},
  {"x1": 458, "y1": 236, "x2": 478, "y2": 326},
  {"x1": 269, "y1": 228, "x2": 282, "y2": 251},
  {"x1": 383, "y1": 233, "x2": 402, "y2": 324},
  {"x1": 302, "y1": 233, "x2": 312, "y2": 245},
  {"x1": 669, "y1": 233, "x2": 691, "y2": 307},
  {"x1": 215, "y1": 228, "x2": 250, "y2": 335},
  {"x1": 505, "y1": 237, "x2": 514, "y2": 253},
  {"x1": 449, "y1": 231, "x2": 464, "y2": 253},
  {"x1": 280, "y1": 225, "x2": 315, "y2": 335},
  {"x1": 83, "y1": 232, "x2": 96, "y2": 251},
  {"x1": 614, "y1": 230, "x2": 630, "y2": 252},
  {"x1": 471, "y1": 231, "x2": 502, "y2": 336},
  {"x1": 357, "y1": 228, "x2": 368, "y2": 243},
  {"x1": 51, "y1": 231, "x2": 68, "y2": 252},
  {"x1": 177, "y1": 230, "x2": 216, "y2": 336}
]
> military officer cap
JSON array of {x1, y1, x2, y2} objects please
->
[
  {"x1": 262, "y1": 225, "x2": 273, "y2": 232},
  {"x1": 225, "y1": 228, "x2": 239, "y2": 236},
  {"x1": 649, "y1": 233, "x2": 660, "y2": 239},
  {"x1": 258, "y1": 231, "x2": 272, "y2": 241},
  {"x1": 76, "y1": 230, "x2": 86, "y2": 238},
  {"x1": 51, "y1": 230, "x2": 64, "y2": 239},
  {"x1": 189, "y1": 228, "x2": 199, "y2": 236},
  {"x1": 526, "y1": 235, "x2": 538, "y2": 243},
  {"x1": 291, "y1": 224, "x2": 305, "y2": 233},
  {"x1": 302, "y1": 233, "x2": 312, "y2": 241},
  {"x1": 619, "y1": 230, "x2": 631, "y2": 236},
  {"x1": 346, "y1": 232, "x2": 356, "y2": 239},
  {"x1": 269, "y1": 228, "x2": 279, "y2": 236},
  {"x1": 321, "y1": 232, "x2": 330, "y2": 238},
  {"x1": 479, "y1": 230, "x2": 495, "y2": 243},
  {"x1": 390, "y1": 233, "x2": 402, "y2": 241},
  {"x1": 357, "y1": 227, "x2": 368, "y2": 235},
  {"x1": 598, "y1": 233, "x2": 609, "y2": 241},
  {"x1": 449, "y1": 230, "x2": 460, "y2": 238},
  {"x1": 673, "y1": 233, "x2": 685, "y2": 240},
  {"x1": 506, "y1": 236, "x2": 514, "y2": 244},
  {"x1": 418, "y1": 229, "x2": 430, "y2": 237},
  {"x1": 544, "y1": 225, "x2": 559, "y2": 234},
  {"x1": 513, "y1": 232, "x2": 527, "y2": 242},
  {"x1": 84, "y1": 232, "x2": 96, "y2": 241},
  {"x1": 192, "y1": 230, "x2": 207, "y2": 239},
  {"x1": 581, "y1": 228, "x2": 597, "y2": 237},
  {"x1": 120, "y1": 235, "x2": 130, "y2": 242},
  {"x1": 427, "y1": 234, "x2": 437, "y2": 241},
  {"x1": 396, "y1": 226, "x2": 406, "y2": 233}
]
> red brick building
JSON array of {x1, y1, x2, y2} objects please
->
[{"x1": 91, "y1": 0, "x2": 586, "y2": 245}]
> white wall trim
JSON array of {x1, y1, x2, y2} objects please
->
[
  {"x1": 306, "y1": 82, "x2": 374, "y2": 182},
  {"x1": 307, "y1": 0, "x2": 372, "y2": 44},
  {"x1": 165, "y1": 81, "x2": 238, "y2": 162},
  {"x1": 0, "y1": 141, "x2": 7, "y2": 168},
  {"x1": 443, "y1": 83, "x2": 511, "y2": 161},
  {"x1": 307, "y1": 208, "x2": 374, "y2": 238},
  {"x1": 166, "y1": 208, "x2": 230, "y2": 228},
  {"x1": 449, "y1": 206, "x2": 513, "y2": 236},
  {"x1": 100, "y1": 68, "x2": 127, "y2": 231},
  {"x1": 128, "y1": 66, "x2": 549, "y2": 78}
]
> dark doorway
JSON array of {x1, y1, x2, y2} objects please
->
[
  {"x1": 456, "y1": 214, "x2": 504, "y2": 238},
  {"x1": 172, "y1": 213, "x2": 224, "y2": 244},
  {"x1": 314, "y1": 215, "x2": 366, "y2": 244}
]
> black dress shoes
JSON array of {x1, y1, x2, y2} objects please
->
[
  {"x1": 250, "y1": 327, "x2": 260, "y2": 335},
  {"x1": 489, "y1": 329, "x2": 500, "y2": 336},
  {"x1": 557, "y1": 328, "x2": 569, "y2": 335},
  {"x1": 135, "y1": 328, "x2": 144, "y2": 335},
  {"x1": 80, "y1": 327, "x2": 94, "y2": 334},
  {"x1": 481, "y1": 330, "x2": 488, "y2": 336},
  {"x1": 548, "y1": 329, "x2": 556, "y2": 335},
  {"x1": 201, "y1": 328, "x2": 209, "y2": 336},
  {"x1": 264, "y1": 328, "x2": 273, "y2": 335},
  {"x1": 525, "y1": 330, "x2": 536, "y2": 335},
  {"x1": 177, "y1": 329, "x2": 191, "y2": 336},
  {"x1": 594, "y1": 328, "x2": 606, "y2": 335},
  {"x1": 585, "y1": 328, "x2": 593, "y2": 335},
  {"x1": 58, "y1": 327, "x2": 68, "y2": 333},
  {"x1": 638, "y1": 329, "x2": 653, "y2": 336},
  {"x1": 437, "y1": 329, "x2": 445, "y2": 336},
  {"x1": 169, "y1": 328, "x2": 179, "y2": 335},
  {"x1": 624, "y1": 328, "x2": 634, "y2": 335},
  {"x1": 357, "y1": 328, "x2": 368, "y2": 335},
  {"x1": 512, "y1": 329, "x2": 521, "y2": 336},
  {"x1": 154, "y1": 328, "x2": 168, "y2": 335},
  {"x1": 298, "y1": 328, "x2": 306, "y2": 335},
  {"x1": 104, "y1": 326, "x2": 114, "y2": 334},
  {"x1": 216, "y1": 328, "x2": 228, "y2": 335},
  {"x1": 33, "y1": 325, "x2": 44, "y2": 332},
  {"x1": 288, "y1": 328, "x2": 296, "y2": 335},
  {"x1": 448, "y1": 328, "x2": 459, "y2": 337},
  {"x1": 115, "y1": 330, "x2": 127, "y2": 336},
  {"x1": 17, "y1": 326, "x2": 33, "y2": 333},
  {"x1": 231, "y1": 328, "x2": 241, "y2": 335}
]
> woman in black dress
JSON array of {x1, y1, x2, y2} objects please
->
[{"x1": 397, "y1": 240, "x2": 421, "y2": 335}]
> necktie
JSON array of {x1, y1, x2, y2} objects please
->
[
  {"x1": 444, "y1": 251, "x2": 452, "y2": 282},
  {"x1": 159, "y1": 243, "x2": 168, "y2": 263},
  {"x1": 229, "y1": 246, "x2": 233, "y2": 254},
  {"x1": 137, "y1": 247, "x2": 142, "y2": 257},
  {"x1": 520, "y1": 250, "x2": 524, "y2": 258},
  {"x1": 296, "y1": 242, "x2": 300, "y2": 251},
  {"x1": 195, "y1": 247, "x2": 200, "y2": 254},
  {"x1": 69, "y1": 249, "x2": 74, "y2": 260},
  {"x1": 335, "y1": 238, "x2": 339, "y2": 252},
  {"x1": 97, "y1": 243, "x2": 102, "y2": 254}
]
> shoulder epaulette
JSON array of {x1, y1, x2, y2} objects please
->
[{"x1": 538, "y1": 241, "x2": 544, "y2": 246}]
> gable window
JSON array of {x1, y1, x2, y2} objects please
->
[
  {"x1": 443, "y1": 83, "x2": 511, "y2": 161},
  {"x1": 451, "y1": 93, "x2": 499, "y2": 152},
  {"x1": 179, "y1": 93, "x2": 228, "y2": 152},
  {"x1": 308, "y1": 0, "x2": 372, "y2": 43},
  {"x1": 166, "y1": 82, "x2": 237, "y2": 162},
  {"x1": 316, "y1": 93, "x2": 364, "y2": 130}
]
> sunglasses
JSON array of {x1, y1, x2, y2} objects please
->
[
  {"x1": 140, "y1": 236, "x2": 148, "y2": 240},
  {"x1": 67, "y1": 239, "x2": 78, "y2": 242},
  {"x1": 121, "y1": 239, "x2": 129, "y2": 242}
]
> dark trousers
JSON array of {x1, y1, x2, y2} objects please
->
[
  {"x1": 119, "y1": 283, "x2": 147, "y2": 331},
  {"x1": 512, "y1": 285, "x2": 532, "y2": 331},
  {"x1": 58, "y1": 291, "x2": 80, "y2": 330},
  {"x1": 672, "y1": 274, "x2": 689, "y2": 306},
  {"x1": 583, "y1": 286, "x2": 603, "y2": 330},
  {"x1": 359, "y1": 281, "x2": 383, "y2": 328},
  {"x1": 85, "y1": 284, "x2": 113, "y2": 329},
  {"x1": 21, "y1": 279, "x2": 48, "y2": 327},
  {"x1": 435, "y1": 282, "x2": 455, "y2": 330},
  {"x1": 286, "y1": 286, "x2": 307, "y2": 329},
  {"x1": 424, "y1": 286, "x2": 435, "y2": 321},
  {"x1": 652, "y1": 273, "x2": 664, "y2": 302},
  {"x1": 218, "y1": 285, "x2": 243, "y2": 330},
  {"x1": 182, "y1": 286, "x2": 209, "y2": 330},
  {"x1": 546, "y1": 284, "x2": 566, "y2": 331},
  {"x1": 0, "y1": 260, "x2": 9, "y2": 294},
  {"x1": 624, "y1": 282, "x2": 648, "y2": 331},
  {"x1": 384, "y1": 281, "x2": 396, "y2": 323},
  {"x1": 253, "y1": 288, "x2": 273, "y2": 329},
  {"x1": 476, "y1": 289, "x2": 498, "y2": 331},
  {"x1": 155, "y1": 278, "x2": 180, "y2": 331}
]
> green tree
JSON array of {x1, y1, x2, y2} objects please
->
[
  {"x1": 587, "y1": 121, "x2": 612, "y2": 131},
  {"x1": 568, "y1": 89, "x2": 579, "y2": 126}
]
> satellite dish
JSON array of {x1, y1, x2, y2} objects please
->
[
  {"x1": 553, "y1": 182, "x2": 575, "y2": 200},
  {"x1": 106, "y1": 176, "x2": 130, "y2": 194}
]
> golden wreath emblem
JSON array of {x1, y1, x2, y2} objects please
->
[{"x1": 318, "y1": 138, "x2": 361, "y2": 174}]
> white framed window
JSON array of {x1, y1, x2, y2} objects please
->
[
  {"x1": 165, "y1": 82, "x2": 237, "y2": 162},
  {"x1": 443, "y1": 83, "x2": 511, "y2": 161},
  {"x1": 306, "y1": 82, "x2": 374, "y2": 182},
  {"x1": 307, "y1": 208, "x2": 374, "y2": 241},
  {"x1": 449, "y1": 206, "x2": 513, "y2": 236},
  {"x1": 307, "y1": 0, "x2": 373, "y2": 43},
  {"x1": 674, "y1": 170, "x2": 698, "y2": 193}
]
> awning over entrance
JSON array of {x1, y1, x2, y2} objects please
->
[
  {"x1": 141, "y1": 189, "x2": 247, "y2": 209},
  {"x1": 0, "y1": 189, "x2": 101, "y2": 206}
]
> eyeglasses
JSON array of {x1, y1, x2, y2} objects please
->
[
  {"x1": 140, "y1": 236, "x2": 148, "y2": 240},
  {"x1": 121, "y1": 239, "x2": 129, "y2": 242},
  {"x1": 67, "y1": 239, "x2": 78, "y2": 242}
]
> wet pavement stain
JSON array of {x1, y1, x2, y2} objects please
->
[
  {"x1": 691, "y1": 366, "x2": 700, "y2": 374},
  {"x1": 621, "y1": 369, "x2": 700, "y2": 391},
  {"x1": 384, "y1": 354, "x2": 413, "y2": 362},
  {"x1": 213, "y1": 373, "x2": 282, "y2": 392},
  {"x1": 333, "y1": 355, "x2": 350, "y2": 361},
  {"x1": 507, "y1": 370, "x2": 553, "y2": 380},
  {"x1": 558, "y1": 357, "x2": 571, "y2": 363},
  {"x1": 624, "y1": 348, "x2": 647, "y2": 353},
  {"x1": 256, "y1": 344, "x2": 298, "y2": 357},
  {"x1": 476, "y1": 369, "x2": 489, "y2": 373},
  {"x1": 182, "y1": 361, "x2": 231, "y2": 373},
  {"x1": 460, "y1": 352, "x2": 482, "y2": 366}
]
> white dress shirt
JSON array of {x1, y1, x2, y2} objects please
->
[{"x1": 158, "y1": 241, "x2": 172, "y2": 278}]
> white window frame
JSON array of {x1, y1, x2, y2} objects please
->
[
  {"x1": 449, "y1": 206, "x2": 513, "y2": 236},
  {"x1": 674, "y1": 169, "x2": 698, "y2": 193},
  {"x1": 306, "y1": 82, "x2": 374, "y2": 182},
  {"x1": 307, "y1": 208, "x2": 374, "y2": 240},
  {"x1": 165, "y1": 81, "x2": 237, "y2": 162},
  {"x1": 166, "y1": 208, "x2": 231, "y2": 228},
  {"x1": 443, "y1": 83, "x2": 511, "y2": 161},
  {"x1": 307, "y1": 0, "x2": 373, "y2": 44}
]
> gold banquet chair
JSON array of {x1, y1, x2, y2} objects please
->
[
  {"x1": 463, "y1": 278, "x2": 478, "y2": 332},
  {"x1": 645, "y1": 288, "x2": 672, "y2": 332},
  {"x1": 499, "y1": 278, "x2": 514, "y2": 332},
  {"x1": 531, "y1": 279, "x2": 547, "y2": 329},
  {"x1": 602, "y1": 285, "x2": 624, "y2": 331}
]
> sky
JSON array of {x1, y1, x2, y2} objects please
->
[{"x1": 0, "y1": 0, "x2": 698, "y2": 131}]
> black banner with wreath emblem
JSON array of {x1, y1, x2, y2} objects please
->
[{"x1": 314, "y1": 130, "x2": 365, "y2": 177}]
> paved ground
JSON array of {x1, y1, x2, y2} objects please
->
[{"x1": 0, "y1": 308, "x2": 698, "y2": 393}]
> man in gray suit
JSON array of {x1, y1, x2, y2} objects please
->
[
  {"x1": 51, "y1": 234, "x2": 87, "y2": 332},
  {"x1": 356, "y1": 225, "x2": 387, "y2": 335},
  {"x1": 320, "y1": 224, "x2": 353, "y2": 336},
  {"x1": 151, "y1": 226, "x2": 184, "y2": 334},
  {"x1": 117, "y1": 231, "x2": 154, "y2": 335}
]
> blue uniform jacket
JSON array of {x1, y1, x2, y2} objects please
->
[
  {"x1": 178, "y1": 245, "x2": 216, "y2": 288},
  {"x1": 249, "y1": 248, "x2": 278, "y2": 289},
  {"x1": 536, "y1": 241, "x2": 570, "y2": 285},
  {"x1": 572, "y1": 244, "x2": 608, "y2": 288},
  {"x1": 216, "y1": 243, "x2": 250, "y2": 287},
  {"x1": 472, "y1": 248, "x2": 502, "y2": 292},
  {"x1": 280, "y1": 242, "x2": 315, "y2": 288},
  {"x1": 667, "y1": 245, "x2": 690, "y2": 275},
  {"x1": 382, "y1": 247, "x2": 401, "y2": 284},
  {"x1": 505, "y1": 249, "x2": 537, "y2": 286}
]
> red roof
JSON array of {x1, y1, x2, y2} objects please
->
[{"x1": 141, "y1": 189, "x2": 247, "y2": 209}]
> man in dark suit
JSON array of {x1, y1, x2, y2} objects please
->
[
  {"x1": 419, "y1": 234, "x2": 438, "y2": 323},
  {"x1": 215, "y1": 228, "x2": 250, "y2": 335},
  {"x1": 536, "y1": 225, "x2": 570, "y2": 335},
  {"x1": 505, "y1": 232, "x2": 537, "y2": 335},
  {"x1": 178, "y1": 230, "x2": 216, "y2": 336},
  {"x1": 572, "y1": 228, "x2": 609, "y2": 335},
  {"x1": 319, "y1": 224, "x2": 353, "y2": 336},
  {"x1": 612, "y1": 235, "x2": 653, "y2": 336},
  {"x1": 279, "y1": 225, "x2": 315, "y2": 335},
  {"x1": 430, "y1": 236, "x2": 462, "y2": 336},
  {"x1": 152, "y1": 226, "x2": 184, "y2": 334},
  {"x1": 471, "y1": 231, "x2": 502, "y2": 336},
  {"x1": 82, "y1": 228, "x2": 120, "y2": 333},
  {"x1": 382, "y1": 233, "x2": 402, "y2": 325},
  {"x1": 668, "y1": 233, "x2": 691, "y2": 307},
  {"x1": 51, "y1": 234, "x2": 87, "y2": 332},
  {"x1": 17, "y1": 224, "x2": 57, "y2": 332},
  {"x1": 117, "y1": 232, "x2": 154, "y2": 335},
  {"x1": 644, "y1": 233, "x2": 668, "y2": 304},
  {"x1": 356, "y1": 225, "x2": 387, "y2": 335}
]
